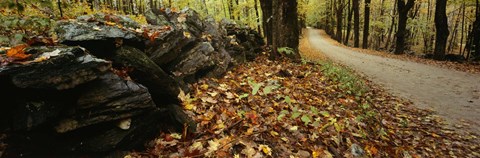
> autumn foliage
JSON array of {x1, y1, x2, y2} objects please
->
[{"x1": 127, "y1": 38, "x2": 479, "y2": 157}]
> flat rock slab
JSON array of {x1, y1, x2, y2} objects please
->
[
  {"x1": 0, "y1": 46, "x2": 111, "y2": 90},
  {"x1": 56, "y1": 72, "x2": 156, "y2": 133}
]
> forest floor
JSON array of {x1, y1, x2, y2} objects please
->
[
  {"x1": 130, "y1": 30, "x2": 480, "y2": 157},
  {"x1": 307, "y1": 28, "x2": 480, "y2": 135}
]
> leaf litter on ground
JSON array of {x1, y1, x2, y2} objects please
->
[{"x1": 129, "y1": 37, "x2": 480, "y2": 158}]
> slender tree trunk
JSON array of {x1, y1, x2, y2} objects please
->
[
  {"x1": 235, "y1": 0, "x2": 240, "y2": 20},
  {"x1": 222, "y1": 0, "x2": 228, "y2": 18},
  {"x1": 260, "y1": 0, "x2": 273, "y2": 45},
  {"x1": 377, "y1": 0, "x2": 386, "y2": 49},
  {"x1": 57, "y1": 0, "x2": 63, "y2": 18},
  {"x1": 87, "y1": 0, "x2": 94, "y2": 10},
  {"x1": 466, "y1": 24, "x2": 472, "y2": 59},
  {"x1": 254, "y1": 0, "x2": 262, "y2": 36},
  {"x1": 394, "y1": 0, "x2": 415, "y2": 55},
  {"x1": 336, "y1": 0, "x2": 344, "y2": 42},
  {"x1": 433, "y1": 0, "x2": 449, "y2": 60},
  {"x1": 448, "y1": 8, "x2": 461, "y2": 54},
  {"x1": 331, "y1": 0, "x2": 336, "y2": 36},
  {"x1": 353, "y1": 0, "x2": 360, "y2": 47},
  {"x1": 202, "y1": 0, "x2": 209, "y2": 14},
  {"x1": 460, "y1": 1, "x2": 466, "y2": 55},
  {"x1": 228, "y1": 0, "x2": 234, "y2": 19},
  {"x1": 130, "y1": 0, "x2": 135, "y2": 14},
  {"x1": 363, "y1": 0, "x2": 371, "y2": 48},
  {"x1": 345, "y1": 0, "x2": 353, "y2": 45},
  {"x1": 385, "y1": 0, "x2": 397, "y2": 50}
]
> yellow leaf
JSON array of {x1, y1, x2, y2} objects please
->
[
  {"x1": 184, "y1": 103, "x2": 195, "y2": 110},
  {"x1": 184, "y1": 31, "x2": 191, "y2": 38},
  {"x1": 259, "y1": 144, "x2": 272, "y2": 156},
  {"x1": 431, "y1": 133, "x2": 440, "y2": 138},
  {"x1": 200, "y1": 84, "x2": 209, "y2": 90},
  {"x1": 170, "y1": 133, "x2": 182, "y2": 139},
  {"x1": 270, "y1": 131, "x2": 279, "y2": 137},
  {"x1": 105, "y1": 21, "x2": 116, "y2": 26},
  {"x1": 245, "y1": 127, "x2": 254, "y2": 135}
]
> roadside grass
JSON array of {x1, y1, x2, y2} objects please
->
[
  {"x1": 299, "y1": 34, "x2": 368, "y2": 98},
  {"x1": 319, "y1": 61, "x2": 368, "y2": 96}
]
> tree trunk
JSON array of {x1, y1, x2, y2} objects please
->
[
  {"x1": 87, "y1": 0, "x2": 94, "y2": 10},
  {"x1": 363, "y1": 0, "x2": 371, "y2": 49},
  {"x1": 260, "y1": 0, "x2": 273, "y2": 45},
  {"x1": 385, "y1": 0, "x2": 397, "y2": 50},
  {"x1": 460, "y1": 1, "x2": 466, "y2": 55},
  {"x1": 448, "y1": 7, "x2": 461, "y2": 54},
  {"x1": 254, "y1": 0, "x2": 262, "y2": 35},
  {"x1": 394, "y1": 0, "x2": 415, "y2": 55},
  {"x1": 271, "y1": 0, "x2": 300, "y2": 60},
  {"x1": 228, "y1": 0, "x2": 234, "y2": 19},
  {"x1": 235, "y1": 0, "x2": 240, "y2": 21},
  {"x1": 57, "y1": 0, "x2": 63, "y2": 18},
  {"x1": 222, "y1": 0, "x2": 228, "y2": 18},
  {"x1": 433, "y1": 0, "x2": 449, "y2": 60},
  {"x1": 353, "y1": 0, "x2": 360, "y2": 47},
  {"x1": 472, "y1": 0, "x2": 480, "y2": 60},
  {"x1": 344, "y1": 0, "x2": 353, "y2": 45},
  {"x1": 202, "y1": 0, "x2": 209, "y2": 14},
  {"x1": 336, "y1": 0, "x2": 344, "y2": 42}
]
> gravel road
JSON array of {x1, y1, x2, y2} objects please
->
[{"x1": 307, "y1": 28, "x2": 480, "y2": 134}]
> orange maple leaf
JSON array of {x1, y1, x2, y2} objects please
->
[
  {"x1": 149, "y1": 31, "x2": 161, "y2": 43},
  {"x1": 6, "y1": 44, "x2": 31, "y2": 60}
]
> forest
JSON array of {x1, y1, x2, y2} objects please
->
[
  {"x1": 0, "y1": 0, "x2": 479, "y2": 157},
  {"x1": 2, "y1": 0, "x2": 479, "y2": 60}
]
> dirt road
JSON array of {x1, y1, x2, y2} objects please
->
[{"x1": 307, "y1": 28, "x2": 480, "y2": 134}]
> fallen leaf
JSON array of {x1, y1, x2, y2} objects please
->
[
  {"x1": 201, "y1": 97, "x2": 218, "y2": 104},
  {"x1": 117, "y1": 118, "x2": 131, "y2": 130},
  {"x1": 208, "y1": 91, "x2": 218, "y2": 97},
  {"x1": 289, "y1": 126, "x2": 298, "y2": 131},
  {"x1": 6, "y1": 44, "x2": 30, "y2": 60},
  {"x1": 258, "y1": 144, "x2": 272, "y2": 156},
  {"x1": 206, "y1": 139, "x2": 220, "y2": 156}
]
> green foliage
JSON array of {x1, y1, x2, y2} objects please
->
[
  {"x1": 0, "y1": 15, "x2": 54, "y2": 46},
  {"x1": 277, "y1": 47, "x2": 295, "y2": 55},
  {"x1": 320, "y1": 61, "x2": 368, "y2": 96}
]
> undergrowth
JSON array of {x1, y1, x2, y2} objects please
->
[{"x1": 318, "y1": 61, "x2": 368, "y2": 96}]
